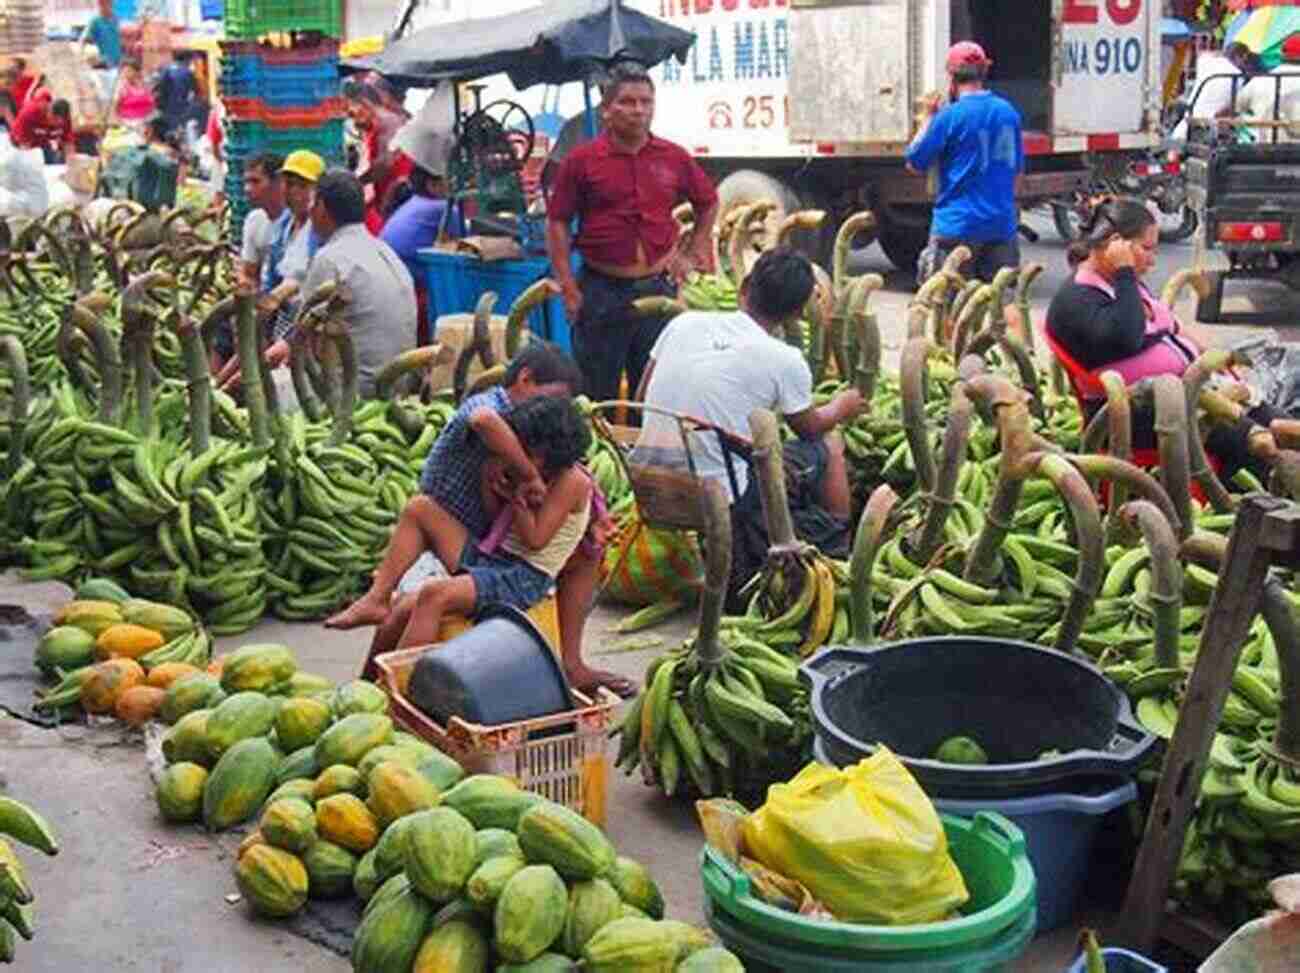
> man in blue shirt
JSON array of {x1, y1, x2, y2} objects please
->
[
  {"x1": 82, "y1": 0, "x2": 123, "y2": 68},
  {"x1": 905, "y1": 41, "x2": 1023, "y2": 286}
]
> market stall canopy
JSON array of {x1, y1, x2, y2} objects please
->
[{"x1": 341, "y1": 0, "x2": 695, "y2": 90}]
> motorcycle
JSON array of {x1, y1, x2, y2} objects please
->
[{"x1": 1047, "y1": 142, "x2": 1198, "y2": 244}]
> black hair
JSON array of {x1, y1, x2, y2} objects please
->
[
  {"x1": 1225, "y1": 42, "x2": 1264, "y2": 76},
  {"x1": 503, "y1": 341, "x2": 584, "y2": 395},
  {"x1": 314, "y1": 167, "x2": 366, "y2": 226},
  {"x1": 51, "y1": 99, "x2": 71, "y2": 120},
  {"x1": 410, "y1": 165, "x2": 443, "y2": 197},
  {"x1": 743, "y1": 247, "x2": 816, "y2": 322},
  {"x1": 601, "y1": 61, "x2": 654, "y2": 104},
  {"x1": 504, "y1": 395, "x2": 591, "y2": 477},
  {"x1": 1065, "y1": 196, "x2": 1156, "y2": 267},
  {"x1": 246, "y1": 152, "x2": 284, "y2": 181},
  {"x1": 144, "y1": 112, "x2": 170, "y2": 143},
  {"x1": 952, "y1": 63, "x2": 989, "y2": 84}
]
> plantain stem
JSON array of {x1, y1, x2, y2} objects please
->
[
  {"x1": 1261, "y1": 575, "x2": 1300, "y2": 761},
  {"x1": 1117, "y1": 500, "x2": 1182, "y2": 667},
  {"x1": 849, "y1": 485, "x2": 899, "y2": 643},
  {"x1": 234, "y1": 289, "x2": 270, "y2": 447},
  {"x1": 1029, "y1": 452, "x2": 1105, "y2": 654},
  {"x1": 749, "y1": 408, "x2": 797, "y2": 549},
  {"x1": 899, "y1": 336, "x2": 937, "y2": 495},
  {"x1": 914, "y1": 382, "x2": 972, "y2": 563},
  {"x1": 1182, "y1": 350, "x2": 1240, "y2": 513},
  {"x1": 0, "y1": 336, "x2": 29, "y2": 476},
  {"x1": 696, "y1": 480, "x2": 733, "y2": 667}
]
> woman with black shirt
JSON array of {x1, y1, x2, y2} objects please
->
[{"x1": 1046, "y1": 196, "x2": 1275, "y2": 478}]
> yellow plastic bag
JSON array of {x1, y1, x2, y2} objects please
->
[{"x1": 741, "y1": 749, "x2": 969, "y2": 925}]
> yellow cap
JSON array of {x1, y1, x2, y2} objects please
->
[{"x1": 280, "y1": 150, "x2": 325, "y2": 183}]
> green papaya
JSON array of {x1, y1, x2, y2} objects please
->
[
  {"x1": 260, "y1": 798, "x2": 317, "y2": 854},
  {"x1": 608, "y1": 856, "x2": 664, "y2": 919},
  {"x1": 266, "y1": 778, "x2": 317, "y2": 806},
  {"x1": 465, "y1": 854, "x2": 526, "y2": 913},
  {"x1": 411, "y1": 918, "x2": 489, "y2": 972},
  {"x1": 332, "y1": 679, "x2": 389, "y2": 717},
  {"x1": 415, "y1": 749, "x2": 466, "y2": 792},
  {"x1": 351, "y1": 882, "x2": 433, "y2": 973},
  {"x1": 161, "y1": 673, "x2": 223, "y2": 725},
  {"x1": 561, "y1": 878, "x2": 622, "y2": 958},
  {"x1": 156, "y1": 762, "x2": 208, "y2": 823},
  {"x1": 493, "y1": 864, "x2": 567, "y2": 964},
  {"x1": 275, "y1": 696, "x2": 333, "y2": 752},
  {"x1": 373, "y1": 814, "x2": 415, "y2": 882},
  {"x1": 676, "y1": 946, "x2": 746, "y2": 972},
  {"x1": 204, "y1": 691, "x2": 277, "y2": 760},
  {"x1": 203, "y1": 737, "x2": 278, "y2": 831},
  {"x1": 314, "y1": 764, "x2": 366, "y2": 801},
  {"x1": 161, "y1": 708, "x2": 214, "y2": 766},
  {"x1": 356, "y1": 744, "x2": 420, "y2": 782},
  {"x1": 441, "y1": 775, "x2": 540, "y2": 830},
  {"x1": 235, "y1": 844, "x2": 308, "y2": 918},
  {"x1": 496, "y1": 955, "x2": 578, "y2": 973},
  {"x1": 474, "y1": 828, "x2": 521, "y2": 866},
  {"x1": 275, "y1": 745, "x2": 320, "y2": 785},
  {"x1": 353, "y1": 848, "x2": 381, "y2": 901},
  {"x1": 220, "y1": 643, "x2": 297, "y2": 693},
  {"x1": 517, "y1": 801, "x2": 615, "y2": 880},
  {"x1": 581, "y1": 918, "x2": 679, "y2": 972},
  {"x1": 34, "y1": 626, "x2": 96, "y2": 675},
  {"x1": 404, "y1": 807, "x2": 477, "y2": 903},
  {"x1": 314, "y1": 712, "x2": 393, "y2": 768},
  {"x1": 302, "y1": 839, "x2": 358, "y2": 899}
]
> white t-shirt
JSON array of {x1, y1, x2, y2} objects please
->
[
  {"x1": 240, "y1": 208, "x2": 273, "y2": 268},
  {"x1": 277, "y1": 218, "x2": 314, "y2": 285},
  {"x1": 633, "y1": 310, "x2": 813, "y2": 502}
]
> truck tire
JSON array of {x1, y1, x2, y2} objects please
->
[
  {"x1": 877, "y1": 224, "x2": 929, "y2": 277},
  {"x1": 715, "y1": 170, "x2": 799, "y2": 264}
]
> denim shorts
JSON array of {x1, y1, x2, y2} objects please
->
[{"x1": 458, "y1": 542, "x2": 554, "y2": 614}]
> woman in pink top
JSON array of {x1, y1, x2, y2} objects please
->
[
  {"x1": 114, "y1": 60, "x2": 155, "y2": 125},
  {"x1": 1046, "y1": 196, "x2": 1279, "y2": 479}
]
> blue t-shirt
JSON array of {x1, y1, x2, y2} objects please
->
[
  {"x1": 905, "y1": 91, "x2": 1023, "y2": 243},
  {"x1": 379, "y1": 195, "x2": 465, "y2": 279},
  {"x1": 85, "y1": 15, "x2": 123, "y2": 68},
  {"x1": 262, "y1": 209, "x2": 321, "y2": 293}
]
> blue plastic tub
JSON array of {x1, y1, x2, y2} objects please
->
[
  {"x1": 1066, "y1": 947, "x2": 1166, "y2": 972},
  {"x1": 935, "y1": 780, "x2": 1138, "y2": 935},
  {"x1": 415, "y1": 249, "x2": 573, "y2": 352}
]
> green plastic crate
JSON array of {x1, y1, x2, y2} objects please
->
[{"x1": 224, "y1": 0, "x2": 341, "y2": 39}]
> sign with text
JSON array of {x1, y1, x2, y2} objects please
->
[{"x1": 1057, "y1": 0, "x2": 1149, "y2": 134}]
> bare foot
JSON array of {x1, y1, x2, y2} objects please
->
[
  {"x1": 567, "y1": 665, "x2": 638, "y2": 699},
  {"x1": 325, "y1": 595, "x2": 390, "y2": 630}
]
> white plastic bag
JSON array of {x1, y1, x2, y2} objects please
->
[
  {"x1": 1200, "y1": 874, "x2": 1300, "y2": 972},
  {"x1": 0, "y1": 134, "x2": 49, "y2": 219}
]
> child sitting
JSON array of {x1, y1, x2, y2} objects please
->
[{"x1": 390, "y1": 395, "x2": 593, "y2": 650}]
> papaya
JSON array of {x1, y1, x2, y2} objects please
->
[
  {"x1": 517, "y1": 801, "x2": 615, "y2": 881},
  {"x1": 275, "y1": 697, "x2": 333, "y2": 753},
  {"x1": 496, "y1": 954, "x2": 577, "y2": 972},
  {"x1": 203, "y1": 736, "x2": 279, "y2": 831},
  {"x1": 372, "y1": 814, "x2": 415, "y2": 882},
  {"x1": 146, "y1": 662, "x2": 201, "y2": 690},
  {"x1": 80, "y1": 658, "x2": 145, "y2": 714},
  {"x1": 350, "y1": 882, "x2": 434, "y2": 973},
  {"x1": 494, "y1": 864, "x2": 567, "y2": 963},
  {"x1": 235, "y1": 844, "x2": 309, "y2": 918},
  {"x1": 580, "y1": 918, "x2": 679, "y2": 972},
  {"x1": 75, "y1": 577, "x2": 131, "y2": 604},
  {"x1": 441, "y1": 775, "x2": 540, "y2": 831},
  {"x1": 608, "y1": 856, "x2": 664, "y2": 920},
  {"x1": 393, "y1": 730, "x2": 436, "y2": 755},
  {"x1": 314, "y1": 712, "x2": 393, "y2": 768},
  {"x1": 287, "y1": 671, "x2": 334, "y2": 696},
  {"x1": 220, "y1": 643, "x2": 297, "y2": 693},
  {"x1": 276, "y1": 745, "x2": 320, "y2": 785},
  {"x1": 675, "y1": 946, "x2": 745, "y2": 971},
  {"x1": 314, "y1": 764, "x2": 366, "y2": 801},
  {"x1": 619, "y1": 903, "x2": 648, "y2": 920},
  {"x1": 353, "y1": 848, "x2": 381, "y2": 901},
  {"x1": 120, "y1": 599, "x2": 195, "y2": 639},
  {"x1": 332, "y1": 680, "x2": 389, "y2": 717},
  {"x1": 302, "y1": 839, "x2": 358, "y2": 899},
  {"x1": 465, "y1": 854, "x2": 526, "y2": 913},
  {"x1": 34, "y1": 626, "x2": 96, "y2": 675},
  {"x1": 496, "y1": 956, "x2": 576, "y2": 972},
  {"x1": 94, "y1": 623, "x2": 165, "y2": 661},
  {"x1": 115, "y1": 684, "x2": 166, "y2": 726},
  {"x1": 365, "y1": 873, "x2": 412, "y2": 919},
  {"x1": 356, "y1": 744, "x2": 420, "y2": 781},
  {"x1": 162, "y1": 709, "x2": 214, "y2": 766},
  {"x1": 660, "y1": 920, "x2": 714, "y2": 961},
  {"x1": 204, "y1": 691, "x2": 277, "y2": 760},
  {"x1": 53, "y1": 600, "x2": 122, "y2": 636},
  {"x1": 416, "y1": 749, "x2": 466, "y2": 793},
  {"x1": 411, "y1": 918, "x2": 489, "y2": 973},
  {"x1": 238, "y1": 830, "x2": 266, "y2": 860},
  {"x1": 156, "y1": 762, "x2": 209, "y2": 823},
  {"x1": 474, "y1": 828, "x2": 522, "y2": 867},
  {"x1": 267, "y1": 778, "x2": 317, "y2": 806},
  {"x1": 261, "y1": 798, "x2": 318, "y2": 854},
  {"x1": 367, "y1": 761, "x2": 440, "y2": 829},
  {"x1": 404, "y1": 806, "x2": 477, "y2": 902},
  {"x1": 161, "y1": 673, "x2": 224, "y2": 724},
  {"x1": 561, "y1": 878, "x2": 623, "y2": 958},
  {"x1": 315, "y1": 793, "x2": 379, "y2": 853}
]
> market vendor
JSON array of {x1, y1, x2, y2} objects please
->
[
  {"x1": 325, "y1": 341, "x2": 634, "y2": 698},
  {"x1": 12, "y1": 92, "x2": 74, "y2": 163},
  {"x1": 632, "y1": 247, "x2": 866, "y2": 605},
  {"x1": 80, "y1": 0, "x2": 123, "y2": 70},
  {"x1": 344, "y1": 78, "x2": 413, "y2": 234},
  {"x1": 113, "y1": 59, "x2": 155, "y2": 127},
  {"x1": 1046, "y1": 196, "x2": 1279, "y2": 479},
  {"x1": 5, "y1": 60, "x2": 36, "y2": 112},
  {"x1": 545, "y1": 62, "x2": 719, "y2": 406}
]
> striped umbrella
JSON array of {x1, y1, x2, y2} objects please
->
[{"x1": 1225, "y1": 6, "x2": 1300, "y2": 68}]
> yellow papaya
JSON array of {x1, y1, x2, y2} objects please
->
[{"x1": 315, "y1": 793, "x2": 379, "y2": 853}]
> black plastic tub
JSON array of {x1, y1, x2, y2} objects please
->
[
  {"x1": 800, "y1": 639, "x2": 1156, "y2": 799},
  {"x1": 407, "y1": 604, "x2": 573, "y2": 726}
]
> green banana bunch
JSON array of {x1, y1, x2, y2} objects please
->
[
  {"x1": 723, "y1": 547, "x2": 847, "y2": 657},
  {"x1": 0, "y1": 795, "x2": 58, "y2": 965}
]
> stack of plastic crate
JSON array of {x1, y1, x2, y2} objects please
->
[
  {"x1": 0, "y1": 0, "x2": 44, "y2": 57},
  {"x1": 220, "y1": 0, "x2": 344, "y2": 238}
]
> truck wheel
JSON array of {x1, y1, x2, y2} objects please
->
[
  {"x1": 716, "y1": 170, "x2": 798, "y2": 260},
  {"x1": 877, "y1": 224, "x2": 929, "y2": 277}
]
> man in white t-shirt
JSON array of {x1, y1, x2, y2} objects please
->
[
  {"x1": 238, "y1": 152, "x2": 285, "y2": 289},
  {"x1": 633, "y1": 248, "x2": 867, "y2": 600}
]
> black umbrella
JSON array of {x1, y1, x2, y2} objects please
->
[{"x1": 342, "y1": 0, "x2": 696, "y2": 90}]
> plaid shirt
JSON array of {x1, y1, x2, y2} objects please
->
[{"x1": 419, "y1": 386, "x2": 512, "y2": 540}]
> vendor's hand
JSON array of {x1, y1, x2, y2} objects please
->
[
  {"x1": 264, "y1": 339, "x2": 289, "y2": 371},
  {"x1": 668, "y1": 251, "x2": 695, "y2": 286},
  {"x1": 1103, "y1": 236, "x2": 1136, "y2": 271},
  {"x1": 561, "y1": 280, "x2": 583, "y2": 322},
  {"x1": 215, "y1": 355, "x2": 241, "y2": 391},
  {"x1": 834, "y1": 388, "x2": 869, "y2": 422}
]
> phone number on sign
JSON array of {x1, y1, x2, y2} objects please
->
[{"x1": 705, "y1": 95, "x2": 790, "y2": 130}]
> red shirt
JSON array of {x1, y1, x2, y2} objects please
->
[
  {"x1": 12, "y1": 75, "x2": 34, "y2": 111},
  {"x1": 12, "y1": 101, "x2": 69, "y2": 150},
  {"x1": 548, "y1": 132, "x2": 717, "y2": 269}
]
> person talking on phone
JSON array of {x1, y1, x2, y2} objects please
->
[
  {"x1": 1046, "y1": 196, "x2": 1280, "y2": 480},
  {"x1": 905, "y1": 41, "x2": 1023, "y2": 286}
]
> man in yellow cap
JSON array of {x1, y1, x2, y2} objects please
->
[{"x1": 219, "y1": 149, "x2": 324, "y2": 389}]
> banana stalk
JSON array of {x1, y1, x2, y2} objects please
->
[
  {"x1": 632, "y1": 296, "x2": 688, "y2": 321},
  {"x1": 452, "y1": 291, "x2": 498, "y2": 402},
  {"x1": 173, "y1": 307, "x2": 212, "y2": 455},
  {"x1": 696, "y1": 480, "x2": 732, "y2": 668},
  {"x1": 1260, "y1": 575, "x2": 1300, "y2": 761},
  {"x1": 288, "y1": 329, "x2": 326, "y2": 423},
  {"x1": 321, "y1": 321, "x2": 359, "y2": 447},
  {"x1": 950, "y1": 284, "x2": 993, "y2": 361},
  {"x1": 1182, "y1": 349, "x2": 1242, "y2": 513},
  {"x1": 1014, "y1": 263, "x2": 1044, "y2": 354},
  {"x1": 1116, "y1": 500, "x2": 1182, "y2": 667},
  {"x1": 1159, "y1": 266, "x2": 1211, "y2": 310},
  {"x1": 375, "y1": 344, "x2": 451, "y2": 438},
  {"x1": 122, "y1": 270, "x2": 173, "y2": 437},
  {"x1": 804, "y1": 288, "x2": 829, "y2": 384},
  {"x1": 0, "y1": 336, "x2": 28, "y2": 476},
  {"x1": 233, "y1": 289, "x2": 270, "y2": 448},
  {"x1": 962, "y1": 372, "x2": 1034, "y2": 584},
  {"x1": 197, "y1": 295, "x2": 237, "y2": 364},
  {"x1": 947, "y1": 280, "x2": 983, "y2": 347},
  {"x1": 777, "y1": 209, "x2": 827, "y2": 250},
  {"x1": 849, "y1": 484, "x2": 898, "y2": 642},
  {"x1": 1150, "y1": 375, "x2": 1194, "y2": 541},
  {"x1": 1023, "y1": 451, "x2": 1104, "y2": 653},
  {"x1": 1068, "y1": 454, "x2": 1182, "y2": 540},
  {"x1": 899, "y1": 336, "x2": 937, "y2": 495},
  {"x1": 749, "y1": 408, "x2": 797, "y2": 549},
  {"x1": 851, "y1": 276, "x2": 883, "y2": 401},
  {"x1": 505, "y1": 279, "x2": 560, "y2": 359},
  {"x1": 64, "y1": 294, "x2": 121, "y2": 422},
  {"x1": 831, "y1": 211, "x2": 875, "y2": 292},
  {"x1": 913, "y1": 382, "x2": 972, "y2": 563}
]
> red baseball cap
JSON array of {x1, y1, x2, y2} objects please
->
[{"x1": 947, "y1": 41, "x2": 992, "y2": 71}]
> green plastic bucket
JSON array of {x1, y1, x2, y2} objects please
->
[{"x1": 700, "y1": 811, "x2": 1037, "y2": 971}]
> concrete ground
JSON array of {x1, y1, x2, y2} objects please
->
[{"x1": 2, "y1": 220, "x2": 1249, "y2": 971}]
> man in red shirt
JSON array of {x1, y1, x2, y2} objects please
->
[
  {"x1": 546, "y1": 63, "x2": 719, "y2": 403},
  {"x1": 12, "y1": 92, "x2": 74, "y2": 162}
]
